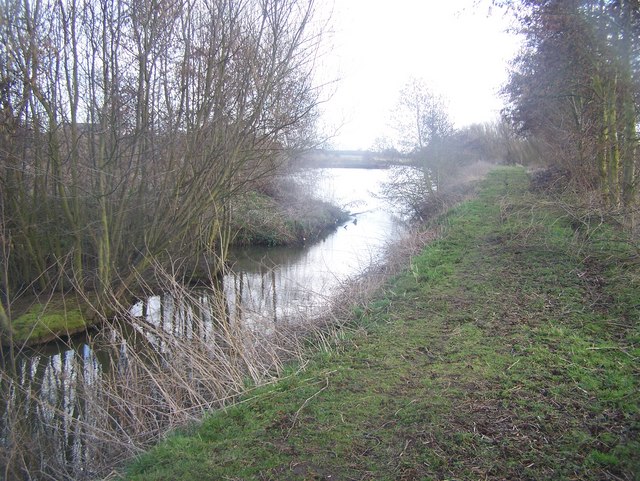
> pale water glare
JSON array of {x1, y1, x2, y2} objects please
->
[{"x1": 226, "y1": 168, "x2": 404, "y2": 323}]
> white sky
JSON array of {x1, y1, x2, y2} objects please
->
[{"x1": 316, "y1": 0, "x2": 522, "y2": 150}]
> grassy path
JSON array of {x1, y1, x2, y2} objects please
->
[{"x1": 124, "y1": 167, "x2": 639, "y2": 481}]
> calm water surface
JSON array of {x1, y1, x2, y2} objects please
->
[
  {"x1": 223, "y1": 168, "x2": 403, "y2": 324},
  {"x1": 0, "y1": 167, "x2": 404, "y2": 478}
]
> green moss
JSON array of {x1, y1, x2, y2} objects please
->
[{"x1": 8, "y1": 299, "x2": 89, "y2": 345}]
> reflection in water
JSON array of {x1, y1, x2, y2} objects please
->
[
  {"x1": 1, "y1": 334, "x2": 116, "y2": 479},
  {"x1": 0, "y1": 168, "x2": 404, "y2": 479},
  {"x1": 226, "y1": 168, "x2": 404, "y2": 326}
]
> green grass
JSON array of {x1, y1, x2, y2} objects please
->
[
  {"x1": 230, "y1": 191, "x2": 349, "y2": 246},
  {"x1": 124, "y1": 167, "x2": 639, "y2": 481}
]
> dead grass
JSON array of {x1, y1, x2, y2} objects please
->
[
  {"x1": 0, "y1": 215, "x2": 445, "y2": 480},
  {"x1": 124, "y1": 167, "x2": 639, "y2": 481}
]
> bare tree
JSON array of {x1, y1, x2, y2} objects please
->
[
  {"x1": 382, "y1": 77, "x2": 455, "y2": 216},
  {"x1": 0, "y1": 0, "x2": 324, "y2": 309},
  {"x1": 392, "y1": 77, "x2": 454, "y2": 154}
]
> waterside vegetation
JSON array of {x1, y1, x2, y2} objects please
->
[
  {"x1": 1, "y1": 0, "x2": 637, "y2": 477},
  {"x1": 2, "y1": 184, "x2": 349, "y2": 347},
  {"x1": 230, "y1": 189, "x2": 350, "y2": 248},
  {"x1": 0, "y1": 0, "x2": 325, "y2": 340},
  {"x1": 124, "y1": 167, "x2": 639, "y2": 480}
]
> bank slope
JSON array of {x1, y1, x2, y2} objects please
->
[{"x1": 124, "y1": 167, "x2": 639, "y2": 481}]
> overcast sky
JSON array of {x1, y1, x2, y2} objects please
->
[{"x1": 316, "y1": 0, "x2": 522, "y2": 150}]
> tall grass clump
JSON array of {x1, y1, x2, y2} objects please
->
[
  {"x1": 0, "y1": 214, "x2": 444, "y2": 481},
  {"x1": 0, "y1": 260, "x2": 316, "y2": 479}
]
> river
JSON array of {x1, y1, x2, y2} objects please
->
[{"x1": 0, "y1": 167, "x2": 404, "y2": 479}]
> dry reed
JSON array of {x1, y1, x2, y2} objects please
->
[{"x1": 0, "y1": 221, "x2": 444, "y2": 480}]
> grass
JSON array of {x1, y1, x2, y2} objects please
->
[
  {"x1": 123, "y1": 167, "x2": 639, "y2": 481},
  {"x1": 230, "y1": 190, "x2": 349, "y2": 247}
]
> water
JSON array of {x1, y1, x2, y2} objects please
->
[
  {"x1": 0, "y1": 167, "x2": 404, "y2": 478},
  {"x1": 223, "y1": 168, "x2": 403, "y2": 325}
]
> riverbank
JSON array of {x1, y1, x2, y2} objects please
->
[
  {"x1": 230, "y1": 190, "x2": 350, "y2": 247},
  {"x1": 2, "y1": 184, "x2": 349, "y2": 346},
  {"x1": 0, "y1": 294, "x2": 104, "y2": 347},
  {"x1": 123, "y1": 167, "x2": 639, "y2": 480}
]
